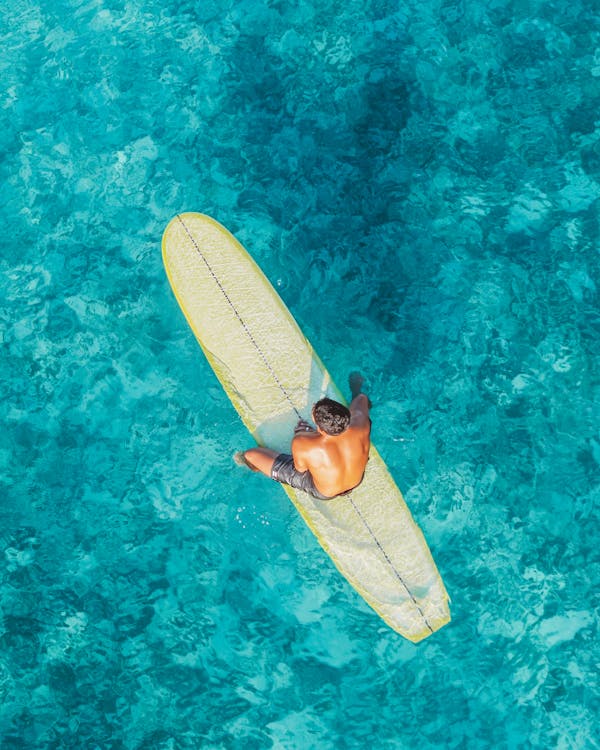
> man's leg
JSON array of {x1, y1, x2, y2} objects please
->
[{"x1": 235, "y1": 447, "x2": 278, "y2": 477}]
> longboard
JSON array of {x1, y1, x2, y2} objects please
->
[{"x1": 162, "y1": 213, "x2": 450, "y2": 641}]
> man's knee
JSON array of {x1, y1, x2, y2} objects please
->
[{"x1": 244, "y1": 448, "x2": 278, "y2": 476}]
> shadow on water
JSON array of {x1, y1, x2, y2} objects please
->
[{"x1": 216, "y1": 9, "x2": 455, "y2": 381}]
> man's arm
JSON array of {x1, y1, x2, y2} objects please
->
[
  {"x1": 348, "y1": 372, "x2": 371, "y2": 425},
  {"x1": 349, "y1": 371, "x2": 365, "y2": 400},
  {"x1": 291, "y1": 432, "x2": 311, "y2": 471},
  {"x1": 290, "y1": 417, "x2": 318, "y2": 471}
]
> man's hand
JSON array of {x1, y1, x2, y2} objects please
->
[
  {"x1": 294, "y1": 418, "x2": 316, "y2": 434},
  {"x1": 349, "y1": 372, "x2": 364, "y2": 398}
]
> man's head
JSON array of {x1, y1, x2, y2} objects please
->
[{"x1": 312, "y1": 398, "x2": 351, "y2": 436}]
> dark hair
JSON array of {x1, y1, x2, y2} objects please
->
[{"x1": 313, "y1": 398, "x2": 351, "y2": 435}]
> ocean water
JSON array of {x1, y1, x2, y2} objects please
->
[{"x1": 1, "y1": 0, "x2": 599, "y2": 747}]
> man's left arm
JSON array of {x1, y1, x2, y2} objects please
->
[{"x1": 291, "y1": 431, "x2": 312, "y2": 471}]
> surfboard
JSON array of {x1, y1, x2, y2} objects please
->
[{"x1": 162, "y1": 212, "x2": 450, "y2": 641}]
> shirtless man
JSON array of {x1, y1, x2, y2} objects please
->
[{"x1": 234, "y1": 373, "x2": 371, "y2": 500}]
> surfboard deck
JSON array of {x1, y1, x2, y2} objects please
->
[{"x1": 162, "y1": 212, "x2": 450, "y2": 641}]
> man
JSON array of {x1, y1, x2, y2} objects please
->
[{"x1": 234, "y1": 372, "x2": 371, "y2": 500}]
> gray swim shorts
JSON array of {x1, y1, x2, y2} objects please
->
[{"x1": 271, "y1": 453, "x2": 332, "y2": 501}]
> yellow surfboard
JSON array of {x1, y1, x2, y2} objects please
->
[{"x1": 162, "y1": 213, "x2": 450, "y2": 641}]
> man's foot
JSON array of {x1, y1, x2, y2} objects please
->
[{"x1": 233, "y1": 451, "x2": 259, "y2": 471}]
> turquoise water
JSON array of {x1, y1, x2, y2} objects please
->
[{"x1": 1, "y1": 0, "x2": 599, "y2": 747}]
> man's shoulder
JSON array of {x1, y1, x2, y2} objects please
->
[{"x1": 292, "y1": 431, "x2": 322, "y2": 452}]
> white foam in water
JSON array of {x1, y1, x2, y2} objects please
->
[
  {"x1": 536, "y1": 611, "x2": 594, "y2": 649},
  {"x1": 267, "y1": 709, "x2": 337, "y2": 750}
]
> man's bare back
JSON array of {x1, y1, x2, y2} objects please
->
[
  {"x1": 235, "y1": 373, "x2": 371, "y2": 500},
  {"x1": 291, "y1": 395, "x2": 370, "y2": 497}
]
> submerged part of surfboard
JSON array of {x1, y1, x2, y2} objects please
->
[{"x1": 162, "y1": 213, "x2": 450, "y2": 642}]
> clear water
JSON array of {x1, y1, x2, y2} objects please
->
[{"x1": 1, "y1": 0, "x2": 599, "y2": 747}]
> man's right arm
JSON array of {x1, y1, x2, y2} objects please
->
[
  {"x1": 348, "y1": 372, "x2": 371, "y2": 426},
  {"x1": 349, "y1": 371, "x2": 365, "y2": 400}
]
